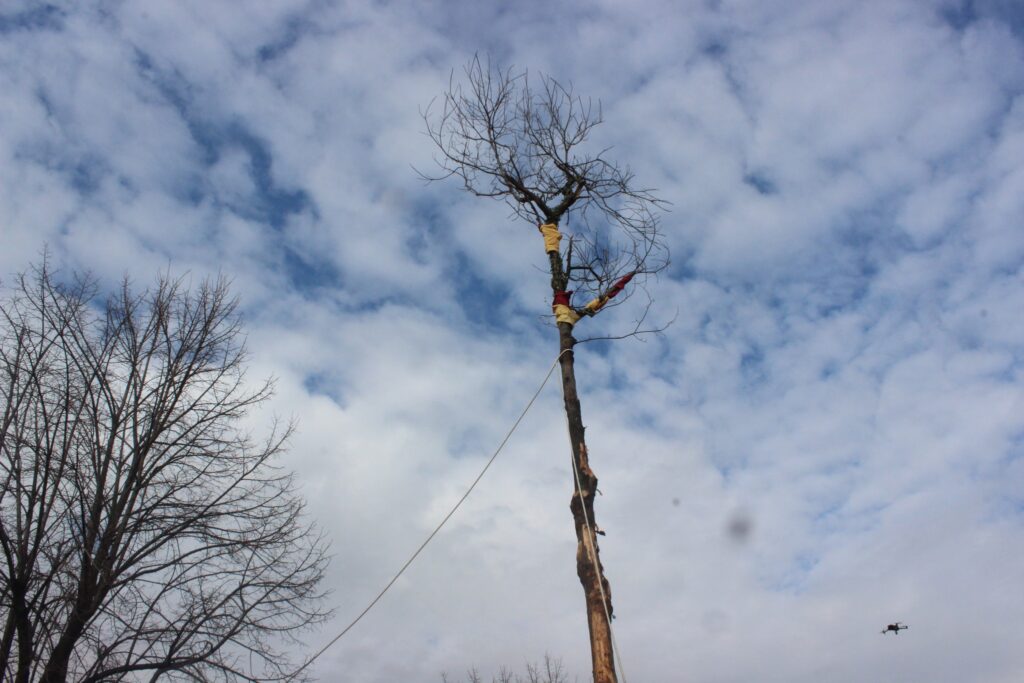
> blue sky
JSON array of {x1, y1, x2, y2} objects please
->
[{"x1": 2, "y1": 1, "x2": 1024, "y2": 681}]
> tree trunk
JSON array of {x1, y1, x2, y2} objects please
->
[
  {"x1": 38, "y1": 610, "x2": 88, "y2": 683},
  {"x1": 557, "y1": 323, "x2": 616, "y2": 683},
  {"x1": 38, "y1": 566, "x2": 97, "y2": 683},
  {"x1": 0, "y1": 607, "x2": 14, "y2": 677},
  {"x1": 3, "y1": 576, "x2": 36, "y2": 683},
  {"x1": 547, "y1": 235, "x2": 616, "y2": 683}
]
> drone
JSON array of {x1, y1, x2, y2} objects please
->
[{"x1": 881, "y1": 622, "x2": 908, "y2": 635}]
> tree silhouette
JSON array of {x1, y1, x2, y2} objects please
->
[{"x1": 0, "y1": 262, "x2": 330, "y2": 683}]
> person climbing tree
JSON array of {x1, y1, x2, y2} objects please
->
[{"x1": 423, "y1": 55, "x2": 669, "y2": 683}]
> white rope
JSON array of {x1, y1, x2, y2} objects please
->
[
  {"x1": 288, "y1": 350, "x2": 570, "y2": 681},
  {"x1": 565, "y1": 414, "x2": 629, "y2": 683}
]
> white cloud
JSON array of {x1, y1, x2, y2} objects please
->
[{"x1": 2, "y1": 1, "x2": 1023, "y2": 681}]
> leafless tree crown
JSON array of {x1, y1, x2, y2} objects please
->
[
  {"x1": 0, "y1": 263, "x2": 330, "y2": 683},
  {"x1": 423, "y1": 55, "x2": 669, "y2": 306}
]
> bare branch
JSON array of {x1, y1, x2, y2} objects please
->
[
  {"x1": 439, "y1": 655, "x2": 570, "y2": 683},
  {"x1": 422, "y1": 54, "x2": 670, "y2": 309},
  {"x1": 0, "y1": 263, "x2": 331, "y2": 683},
  {"x1": 576, "y1": 300, "x2": 678, "y2": 345}
]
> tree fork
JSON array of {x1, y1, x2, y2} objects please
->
[{"x1": 39, "y1": 564, "x2": 98, "y2": 683}]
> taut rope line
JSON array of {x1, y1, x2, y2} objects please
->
[{"x1": 289, "y1": 350, "x2": 570, "y2": 680}]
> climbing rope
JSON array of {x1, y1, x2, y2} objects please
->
[
  {"x1": 288, "y1": 350, "x2": 570, "y2": 680},
  {"x1": 566, "y1": 428, "x2": 629, "y2": 683}
]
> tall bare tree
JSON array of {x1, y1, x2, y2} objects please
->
[
  {"x1": 424, "y1": 57, "x2": 669, "y2": 683},
  {"x1": 0, "y1": 262, "x2": 330, "y2": 683}
]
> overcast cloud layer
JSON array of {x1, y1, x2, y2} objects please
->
[{"x1": 2, "y1": 1, "x2": 1024, "y2": 681}]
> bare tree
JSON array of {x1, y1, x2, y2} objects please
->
[
  {"x1": 424, "y1": 57, "x2": 669, "y2": 683},
  {"x1": 0, "y1": 262, "x2": 330, "y2": 683},
  {"x1": 441, "y1": 654, "x2": 572, "y2": 683}
]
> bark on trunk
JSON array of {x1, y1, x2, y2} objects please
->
[
  {"x1": 38, "y1": 609, "x2": 88, "y2": 683},
  {"x1": 558, "y1": 323, "x2": 617, "y2": 683},
  {"x1": 10, "y1": 583, "x2": 34, "y2": 683},
  {"x1": 38, "y1": 561, "x2": 98, "y2": 683},
  {"x1": 547, "y1": 239, "x2": 617, "y2": 683},
  {"x1": 0, "y1": 607, "x2": 14, "y2": 677}
]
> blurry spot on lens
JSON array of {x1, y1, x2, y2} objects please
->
[{"x1": 726, "y1": 511, "x2": 753, "y2": 542}]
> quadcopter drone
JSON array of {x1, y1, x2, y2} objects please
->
[{"x1": 881, "y1": 622, "x2": 908, "y2": 635}]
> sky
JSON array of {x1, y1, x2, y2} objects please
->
[{"x1": 2, "y1": 0, "x2": 1024, "y2": 681}]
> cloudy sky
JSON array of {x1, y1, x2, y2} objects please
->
[{"x1": 3, "y1": 0, "x2": 1024, "y2": 681}]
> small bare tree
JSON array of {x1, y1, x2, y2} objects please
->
[
  {"x1": 0, "y1": 262, "x2": 330, "y2": 683},
  {"x1": 424, "y1": 57, "x2": 668, "y2": 683},
  {"x1": 441, "y1": 654, "x2": 571, "y2": 683}
]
